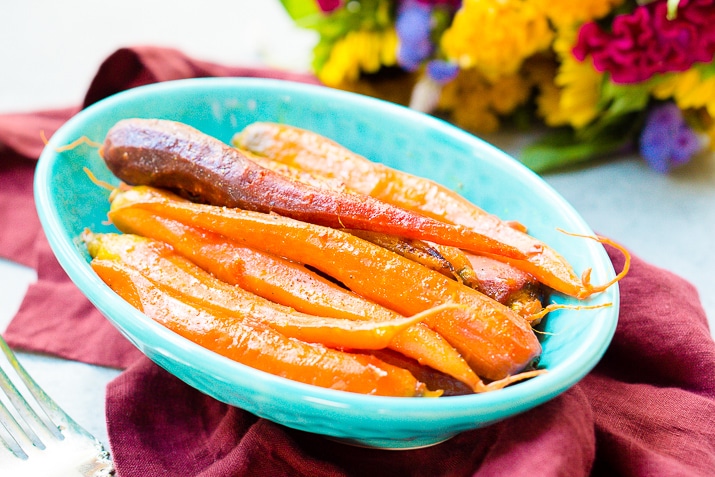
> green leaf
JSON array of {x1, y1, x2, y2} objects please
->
[
  {"x1": 667, "y1": 0, "x2": 682, "y2": 19},
  {"x1": 519, "y1": 128, "x2": 632, "y2": 173},
  {"x1": 599, "y1": 82, "x2": 651, "y2": 119},
  {"x1": 279, "y1": 0, "x2": 320, "y2": 22},
  {"x1": 696, "y1": 62, "x2": 715, "y2": 80}
]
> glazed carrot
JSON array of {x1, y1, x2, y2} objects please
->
[
  {"x1": 240, "y1": 144, "x2": 542, "y2": 306},
  {"x1": 109, "y1": 204, "x2": 402, "y2": 322},
  {"x1": 90, "y1": 258, "x2": 431, "y2": 396},
  {"x1": 237, "y1": 151, "x2": 477, "y2": 285},
  {"x1": 100, "y1": 118, "x2": 524, "y2": 260},
  {"x1": 84, "y1": 231, "x2": 427, "y2": 350},
  {"x1": 110, "y1": 186, "x2": 542, "y2": 381},
  {"x1": 234, "y1": 122, "x2": 624, "y2": 298},
  {"x1": 107, "y1": 203, "x2": 483, "y2": 389}
]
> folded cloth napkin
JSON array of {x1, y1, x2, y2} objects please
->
[{"x1": 1, "y1": 46, "x2": 714, "y2": 477}]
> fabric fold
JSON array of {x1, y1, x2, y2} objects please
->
[{"x1": 1, "y1": 46, "x2": 714, "y2": 477}]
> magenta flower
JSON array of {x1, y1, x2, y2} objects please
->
[
  {"x1": 573, "y1": 0, "x2": 715, "y2": 84},
  {"x1": 639, "y1": 103, "x2": 701, "y2": 173},
  {"x1": 316, "y1": 0, "x2": 342, "y2": 13}
]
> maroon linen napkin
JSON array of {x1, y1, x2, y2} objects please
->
[{"x1": 1, "y1": 46, "x2": 714, "y2": 476}]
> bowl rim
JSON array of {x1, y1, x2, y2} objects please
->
[{"x1": 34, "y1": 77, "x2": 619, "y2": 418}]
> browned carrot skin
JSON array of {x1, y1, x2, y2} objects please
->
[
  {"x1": 466, "y1": 254, "x2": 543, "y2": 304},
  {"x1": 234, "y1": 122, "x2": 590, "y2": 297},
  {"x1": 91, "y1": 258, "x2": 430, "y2": 396},
  {"x1": 110, "y1": 186, "x2": 541, "y2": 381},
  {"x1": 101, "y1": 118, "x2": 524, "y2": 260},
  {"x1": 345, "y1": 229, "x2": 459, "y2": 279},
  {"x1": 108, "y1": 203, "x2": 482, "y2": 390},
  {"x1": 368, "y1": 349, "x2": 474, "y2": 397}
]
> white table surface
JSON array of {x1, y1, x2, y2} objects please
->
[{"x1": 2, "y1": 0, "x2": 714, "y2": 454}]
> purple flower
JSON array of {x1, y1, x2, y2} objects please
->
[
  {"x1": 639, "y1": 103, "x2": 701, "y2": 172},
  {"x1": 426, "y1": 60, "x2": 459, "y2": 83},
  {"x1": 396, "y1": 1, "x2": 434, "y2": 71}
]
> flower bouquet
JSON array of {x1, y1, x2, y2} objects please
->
[{"x1": 280, "y1": 0, "x2": 715, "y2": 173}]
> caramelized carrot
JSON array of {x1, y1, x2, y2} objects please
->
[
  {"x1": 237, "y1": 151, "x2": 477, "y2": 286},
  {"x1": 84, "y1": 231, "x2": 425, "y2": 350},
  {"x1": 100, "y1": 118, "x2": 524, "y2": 260},
  {"x1": 243, "y1": 144, "x2": 541, "y2": 308},
  {"x1": 107, "y1": 203, "x2": 483, "y2": 389},
  {"x1": 234, "y1": 122, "x2": 622, "y2": 298},
  {"x1": 110, "y1": 186, "x2": 542, "y2": 381},
  {"x1": 90, "y1": 258, "x2": 431, "y2": 396}
]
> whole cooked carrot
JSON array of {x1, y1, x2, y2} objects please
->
[
  {"x1": 100, "y1": 118, "x2": 524, "y2": 260},
  {"x1": 107, "y1": 203, "x2": 483, "y2": 390},
  {"x1": 242, "y1": 146, "x2": 537, "y2": 305},
  {"x1": 90, "y1": 258, "x2": 432, "y2": 396},
  {"x1": 235, "y1": 122, "x2": 626, "y2": 298},
  {"x1": 110, "y1": 186, "x2": 542, "y2": 382},
  {"x1": 235, "y1": 151, "x2": 477, "y2": 285},
  {"x1": 84, "y1": 231, "x2": 426, "y2": 350}
]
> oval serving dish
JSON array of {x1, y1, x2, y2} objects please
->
[{"x1": 35, "y1": 78, "x2": 618, "y2": 449}]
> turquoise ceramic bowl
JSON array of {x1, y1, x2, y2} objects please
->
[{"x1": 35, "y1": 78, "x2": 618, "y2": 449}]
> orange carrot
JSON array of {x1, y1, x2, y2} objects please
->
[
  {"x1": 84, "y1": 231, "x2": 427, "y2": 350},
  {"x1": 242, "y1": 144, "x2": 541, "y2": 308},
  {"x1": 110, "y1": 186, "x2": 542, "y2": 381},
  {"x1": 90, "y1": 258, "x2": 432, "y2": 396},
  {"x1": 107, "y1": 203, "x2": 483, "y2": 390},
  {"x1": 100, "y1": 118, "x2": 524, "y2": 260},
  {"x1": 234, "y1": 122, "x2": 626, "y2": 298}
]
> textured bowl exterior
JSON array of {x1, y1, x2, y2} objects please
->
[{"x1": 35, "y1": 78, "x2": 618, "y2": 449}]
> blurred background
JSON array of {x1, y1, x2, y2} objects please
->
[{"x1": 0, "y1": 1, "x2": 316, "y2": 112}]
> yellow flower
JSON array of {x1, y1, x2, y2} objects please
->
[
  {"x1": 520, "y1": 56, "x2": 565, "y2": 125},
  {"x1": 532, "y1": 0, "x2": 624, "y2": 27},
  {"x1": 651, "y1": 69, "x2": 715, "y2": 119},
  {"x1": 318, "y1": 29, "x2": 398, "y2": 87},
  {"x1": 441, "y1": 0, "x2": 554, "y2": 80},
  {"x1": 438, "y1": 68, "x2": 530, "y2": 133},
  {"x1": 705, "y1": 121, "x2": 715, "y2": 151},
  {"x1": 538, "y1": 25, "x2": 603, "y2": 128}
]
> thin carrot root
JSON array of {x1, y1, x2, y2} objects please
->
[
  {"x1": 476, "y1": 368, "x2": 548, "y2": 393},
  {"x1": 83, "y1": 167, "x2": 116, "y2": 193},
  {"x1": 555, "y1": 229, "x2": 631, "y2": 299},
  {"x1": 525, "y1": 302, "x2": 613, "y2": 324},
  {"x1": 41, "y1": 130, "x2": 103, "y2": 152}
]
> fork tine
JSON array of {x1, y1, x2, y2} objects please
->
[
  {"x1": 0, "y1": 397, "x2": 35, "y2": 458},
  {"x1": 1, "y1": 338, "x2": 74, "y2": 428},
  {"x1": 0, "y1": 368, "x2": 45, "y2": 458},
  {"x1": 0, "y1": 335, "x2": 114, "y2": 474}
]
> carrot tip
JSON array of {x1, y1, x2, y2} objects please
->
[
  {"x1": 527, "y1": 301, "x2": 613, "y2": 324},
  {"x1": 475, "y1": 368, "x2": 547, "y2": 393},
  {"x1": 555, "y1": 229, "x2": 631, "y2": 299},
  {"x1": 54, "y1": 135, "x2": 103, "y2": 153},
  {"x1": 83, "y1": 167, "x2": 116, "y2": 193}
]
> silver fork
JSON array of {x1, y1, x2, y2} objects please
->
[{"x1": 0, "y1": 335, "x2": 114, "y2": 476}]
